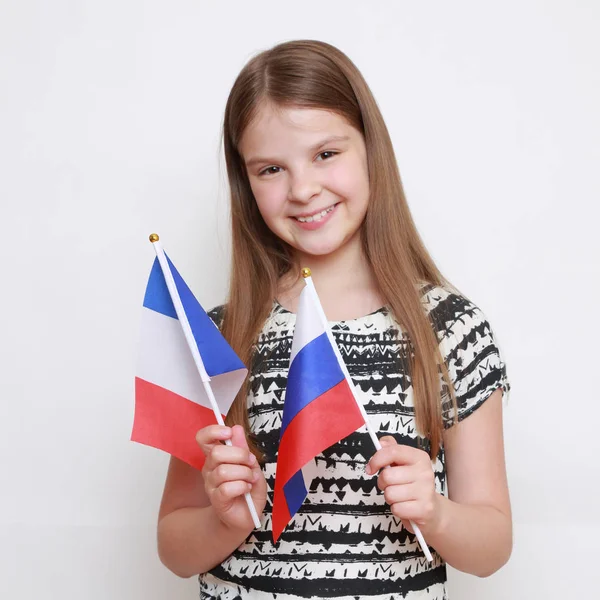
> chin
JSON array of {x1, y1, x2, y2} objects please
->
[
  {"x1": 293, "y1": 242, "x2": 347, "y2": 258},
  {"x1": 281, "y1": 227, "x2": 361, "y2": 260}
]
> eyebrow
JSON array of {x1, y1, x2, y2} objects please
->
[{"x1": 244, "y1": 135, "x2": 351, "y2": 169}]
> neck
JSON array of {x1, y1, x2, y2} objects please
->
[{"x1": 278, "y1": 235, "x2": 384, "y2": 320}]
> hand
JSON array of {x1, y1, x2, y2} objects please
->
[
  {"x1": 366, "y1": 436, "x2": 442, "y2": 536},
  {"x1": 196, "y1": 424, "x2": 267, "y2": 532}
]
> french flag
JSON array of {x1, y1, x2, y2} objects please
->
[
  {"x1": 272, "y1": 274, "x2": 366, "y2": 542},
  {"x1": 132, "y1": 250, "x2": 247, "y2": 470}
]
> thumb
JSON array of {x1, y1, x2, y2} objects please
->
[
  {"x1": 230, "y1": 424, "x2": 250, "y2": 450},
  {"x1": 231, "y1": 424, "x2": 263, "y2": 483},
  {"x1": 379, "y1": 435, "x2": 399, "y2": 448}
]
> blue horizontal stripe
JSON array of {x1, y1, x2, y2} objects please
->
[
  {"x1": 283, "y1": 470, "x2": 308, "y2": 518},
  {"x1": 281, "y1": 333, "x2": 344, "y2": 436}
]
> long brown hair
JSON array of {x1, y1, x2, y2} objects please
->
[{"x1": 221, "y1": 40, "x2": 457, "y2": 459}]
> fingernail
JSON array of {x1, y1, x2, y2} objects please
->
[
  {"x1": 247, "y1": 483, "x2": 252, "y2": 491},
  {"x1": 219, "y1": 427, "x2": 232, "y2": 438},
  {"x1": 249, "y1": 453, "x2": 256, "y2": 465},
  {"x1": 365, "y1": 463, "x2": 372, "y2": 475},
  {"x1": 252, "y1": 471, "x2": 260, "y2": 482}
]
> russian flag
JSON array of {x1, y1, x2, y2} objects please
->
[
  {"x1": 132, "y1": 252, "x2": 247, "y2": 470},
  {"x1": 272, "y1": 276, "x2": 366, "y2": 542}
]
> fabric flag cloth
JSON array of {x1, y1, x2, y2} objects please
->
[
  {"x1": 272, "y1": 280, "x2": 366, "y2": 542},
  {"x1": 132, "y1": 255, "x2": 247, "y2": 470}
]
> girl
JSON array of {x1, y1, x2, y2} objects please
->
[{"x1": 156, "y1": 40, "x2": 512, "y2": 600}]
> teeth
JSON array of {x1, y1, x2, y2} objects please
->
[{"x1": 296, "y1": 205, "x2": 335, "y2": 223}]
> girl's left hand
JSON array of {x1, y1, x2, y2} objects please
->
[{"x1": 366, "y1": 436, "x2": 442, "y2": 536}]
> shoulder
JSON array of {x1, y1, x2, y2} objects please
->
[
  {"x1": 207, "y1": 302, "x2": 284, "y2": 334},
  {"x1": 420, "y1": 283, "x2": 511, "y2": 419},
  {"x1": 419, "y1": 281, "x2": 485, "y2": 339},
  {"x1": 419, "y1": 281, "x2": 497, "y2": 362},
  {"x1": 207, "y1": 304, "x2": 226, "y2": 330},
  {"x1": 419, "y1": 283, "x2": 497, "y2": 358}
]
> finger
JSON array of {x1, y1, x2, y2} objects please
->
[
  {"x1": 205, "y1": 443, "x2": 255, "y2": 472},
  {"x1": 213, "y1": 480, "x2": 254, "y2": 504},
  {"x1": 209, "y1": 463, "x2": 257, "y2": 488},
  {"x1": 230, "y1": 424, "x2": 249, "y2": 450},
  {"x1": 195, "y1": 425, "x2": 232, "y2": 456},
  {"x1": 389, "y1": 500, "x2": 432, "y2": 524},
  {"x1": 383, "y1": 483, "x2": 419, "y2": 505},
  {"x1": 379, "y1": 436, "x2": 399, "y2": 447},
  {"x1": 377, "y1": 465, "x2": 419, "y2": 489},
  {"x1": 366, "y1": 444, "x2": 420, "y2": 474},
  {"x1": 229, "y1": 424, "x2": 259, "y2": 472}
]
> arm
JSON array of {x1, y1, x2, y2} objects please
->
[
  {"x1": 368, "y1": 388, "x2": 512, "y2": 577},
  {"x1": 157, "y1": 425, "x2": 267, "y2": 578},
  {"x1": 425, "y1": 388, "x2": 512, "y2": 576}
]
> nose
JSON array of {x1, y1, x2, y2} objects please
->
[{"x1": 287, "y1": 168, "x2": 322, "y2": 204}]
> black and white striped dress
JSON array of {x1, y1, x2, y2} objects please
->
[{"x1": 201, "y1": 284, "x2": 510, "y2": 599}]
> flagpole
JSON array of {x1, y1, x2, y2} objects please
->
[
  {"x1": 149, "y1": 234, "x2": 261, "y2": 530},
  {"x1": 302, "y1": 269, "x2": 433, "y2": 563}
]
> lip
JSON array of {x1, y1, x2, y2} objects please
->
[
  {"x1": 291, "y1": 203, "x2": 338, "y2": 231},
  {"x1": 293, "y1": 203, "x2": 337, "y2": 219}
]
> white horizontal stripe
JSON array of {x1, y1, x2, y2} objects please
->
[
  {"x1": 216, "y1": 552, "x2": 439, "y2": 578},
  {"x1": 301, "y1": 458, "x2": 318, "y2": 490},
  {"x1": 289, "y1": 285, "x2": 326, "y2": 363},
  {"x1": 137, "y1": 308, "x2": 244, "y2": 414}
]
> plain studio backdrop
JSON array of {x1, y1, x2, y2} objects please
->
[{"x1": 1, "y1": 1, "x2": 598, "y2": 598}]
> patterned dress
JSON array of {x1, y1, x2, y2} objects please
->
[{"x1": 200, "y1": 284, "x2": 510, "y2": 599}]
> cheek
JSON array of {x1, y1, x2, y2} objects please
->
[
  {"x1": 329, "y1": 159, "x2": 369, "y2": 205},
  {"x1": 250, "y1": 180, "x2": 288, "y2": 223}
]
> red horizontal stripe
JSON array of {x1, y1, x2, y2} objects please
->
[
  {"x1": 132, "y1": 377, "x2": 223, "y2": 470},
  {"x1": 271, "y1": 491, "x2": 292, "y2": 544},
  {"x1": 272, "y1": 380, "x2": 365, "y2": 542}
]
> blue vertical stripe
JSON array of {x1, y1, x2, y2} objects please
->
[
  {"x1": 166, "y1": 255, "x2": 246, "y2": 377},
  {"x1": 143, "y1": 258, "x2": 178, "y2": 319},
  {"x1": 142, "y1": 254, "x2": 246, "y2": 377}
]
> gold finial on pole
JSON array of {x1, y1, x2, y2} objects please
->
[
  {"x1": 301, "y1": 267, "x2": 311, "y2": 278},
  {"x1": 149, "y1": 233, "x2": 160, "y2": 243}
]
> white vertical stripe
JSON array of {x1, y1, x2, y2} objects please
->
[
  {"x1": 152, "y1": 240, "x2": 210, "y2": 382},
  {"x1": 137, "y1": 307, "x2": 243, "y2": 414}
]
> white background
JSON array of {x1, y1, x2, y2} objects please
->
[{"x1": 1, "y1": 1, "x2": 599, "y2": 598}]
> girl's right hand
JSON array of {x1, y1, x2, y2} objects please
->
[{"x1": 196, "y1": 424, "x2": 267, "y2": 532}]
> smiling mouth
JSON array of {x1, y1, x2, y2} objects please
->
[{"x1": 293, "y1": 204, "x2": 337, "y2": 223}]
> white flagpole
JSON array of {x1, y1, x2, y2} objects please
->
[
  {"x1": 302, "y1": 269, "x2": 433, "y2": 563},
  {"x1": 149, "y1": 234, "x2": 261, "y2": 529}
]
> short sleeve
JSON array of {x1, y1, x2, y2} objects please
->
[
  {"x1": 423, "y1": 286, "x2": 510, "y2": 427},
  {"x1": 208, "y1": 305, "x2": 225, "y2": 330}
]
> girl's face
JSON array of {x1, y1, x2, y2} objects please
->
[{"x1": 239, "y1": 103, "x2": 370, "y2": 260}]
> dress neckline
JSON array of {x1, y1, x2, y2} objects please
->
[{"x1": 272, "y1": 299, "x2": 388, "y2": 324}]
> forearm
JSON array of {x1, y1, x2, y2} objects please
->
[
  {"x1": 157, "y1": 505, "x2": 251, "y2": 578},
  {"x1": 427, "y1": 494, "x2": 512, "y2": 577}
]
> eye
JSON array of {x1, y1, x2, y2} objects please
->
[
  {"x1": 316, "y1": 151, "x2": 338, "y2": 161},
  {"x1": 258, "y1": 165, "x2": 281, "y2": 176}
]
